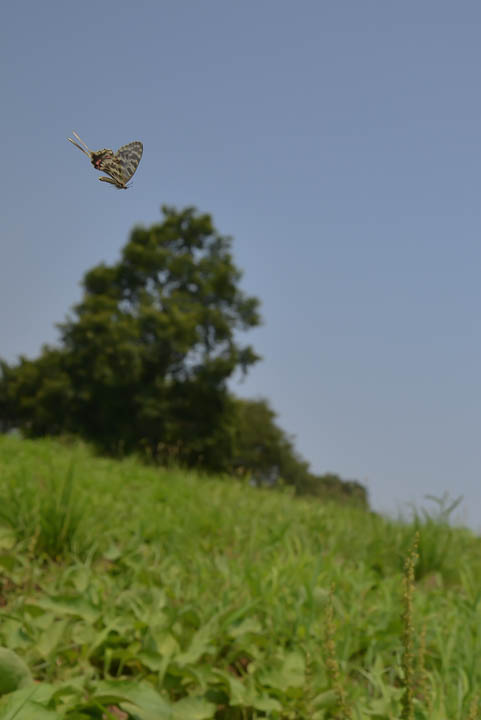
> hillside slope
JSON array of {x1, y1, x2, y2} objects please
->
[{"x1": 0, "y1": 435, "x2": 480, "y2": 718}]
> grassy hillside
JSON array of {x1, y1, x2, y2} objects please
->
[{"x1": 0, "y1": 435, "x2": 480, "y2": 719}]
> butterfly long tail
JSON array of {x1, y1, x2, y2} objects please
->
[
  {"x1": 67, "y1": 137, "x2": 91, "y2": 158},
  {"x1": 68, "y1": 132, "x2": 93, "y2": 157},
  {"x1": 72, "y1": 132, "x2": 92, "y2": 152}
]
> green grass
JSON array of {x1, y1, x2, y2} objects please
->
[{"x1": 0, "y1": 435, "x2": 481, "y2": 719}]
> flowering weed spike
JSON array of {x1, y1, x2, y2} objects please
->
[{"x1": 67, "y1": 132, "x2": 143, "y2": 189}]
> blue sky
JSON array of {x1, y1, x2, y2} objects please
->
[{"x1": 2, "y1": 1, "x2": 481, "y2": 525}]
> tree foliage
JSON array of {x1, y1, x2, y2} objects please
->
[
  {"x1": 231, "y1": 396, "x2": 310, "y2": 488},
  {"x1": 230, "y1": 396, "x2": 368, "y2": 506},
  {"x1": 1, "y1": 206, "x2": 260, "y2": 469}
]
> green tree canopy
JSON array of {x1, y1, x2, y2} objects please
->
[
  {"x1": 230, "y1": 396, "x2": 368, "y2": 506},
  {"x1": 231, "y1": 396, "x2": 311, "y2": 489},
  {"x1": 1, "y1": 206, "x2": 261, "y2": 468}
]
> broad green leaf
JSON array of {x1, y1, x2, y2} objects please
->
[
  {"x1": 0, "y1": 623, "x2": 30, "y2": 652},
  {"x1": 211, "y1": 670, "x2": 281, "y2": 712},
  {"x1": 28, "y1": 596, "x2": 100, "y2": 623},
  {"x1": 251, "y1": 695, "x2": 283, "y2": 713},
  {"x1": 71, "y1": 621, "x2": 97, "y2": 647},
  {"x1": 93, "y1": 680, "x2": 172, "y2": 719},
  {"x1": 310, "y1": 689, "x2": 338, "y2": 709},
  {"x1": 260, "y1": 651, "x2": 305, "y2": 690},
  {"x1": 172, "y1": 696, "x2": 216, "y2": 720},
  {"x1": 0, "y1": 684, "x2": 58, "y2": 719},
  {"x1": 228, "y1": 617, "x2": 262, "y2": 638},
  {"x1": 69, "y1": 566, "x2": 91, "y2": 593},
  {"x1": 0, "y1": 648, "x2": 33, "y2": 695},
  {"x1": 0, "y1": 699, "x2": 61, "y2": 720},
  {"x1": 212, "y1": 670, "x2": 248, "y2": 705},
  {"x1": 103, "y1": 545, "x2": 122, "y2": 561},
  {"x1": 137, "y1": 650, "x2": 164, "y2": 671},
  {"x1": 175, "y1": 625, "x2": 214, "y2": 665},
  {"x1": 36, "y1": 619, "x2": 69, "y2": 658},
  {"x1": 86, "y1": 618, "x2": 125, "y2": 657},
  {"x1": 152, "y1": 632, "x2": 179, "y2": 658}
]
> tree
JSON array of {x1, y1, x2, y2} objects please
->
[
  {"x1": 230, "y1": 396, "x2": 311, "y2": 489},
  {"x1": 230, "y1": 396, "x2": 368, "y2": 506},
  {"x1": 0, "y1": 351, "x2": 74, "y2": 436},
  {"x1": 1, "y1": 206, "x2": 261, "y2": 468}
]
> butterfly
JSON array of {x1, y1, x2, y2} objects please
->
[{"x1": 67, "y1": 131, "x2": 143, "y2": 189}]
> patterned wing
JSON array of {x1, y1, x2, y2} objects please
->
[
  {"x1": 97, "y1": 142, "x2": 142, "y2": 188},
  {"x1": 98, "y1": 176, "x2": 125, "y2": 187},
  {"x1": 97, "y1": 155, "x2": 129, "y2": 188},
  {"x1": 115, "y1": 141, "x2": 143, "y2": 184}
]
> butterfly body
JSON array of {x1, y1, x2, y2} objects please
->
[{"x1": 68, "y1": 132, "x2": 143, "y2": 189}]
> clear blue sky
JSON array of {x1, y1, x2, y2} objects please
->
[{"x1": 2, "y1": 1, "x2": 481, "y2": 525}]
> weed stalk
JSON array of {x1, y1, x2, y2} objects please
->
[{"x1": 401, "y1": 532, "x2": 419, "y2": 720}]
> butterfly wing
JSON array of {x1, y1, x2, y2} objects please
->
[
  {"x1": 97, "y1": 156, "x2": 128, "y2": 188},
  {"x1": 115, "y1": 141, "x2": 143, "y2": 183},
  {"x1": 98, "y1": 176, "x2": 123, "y2": 187},
  {"x1": 97, "y1": 142, "x2": 142, "y2": 188}
]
